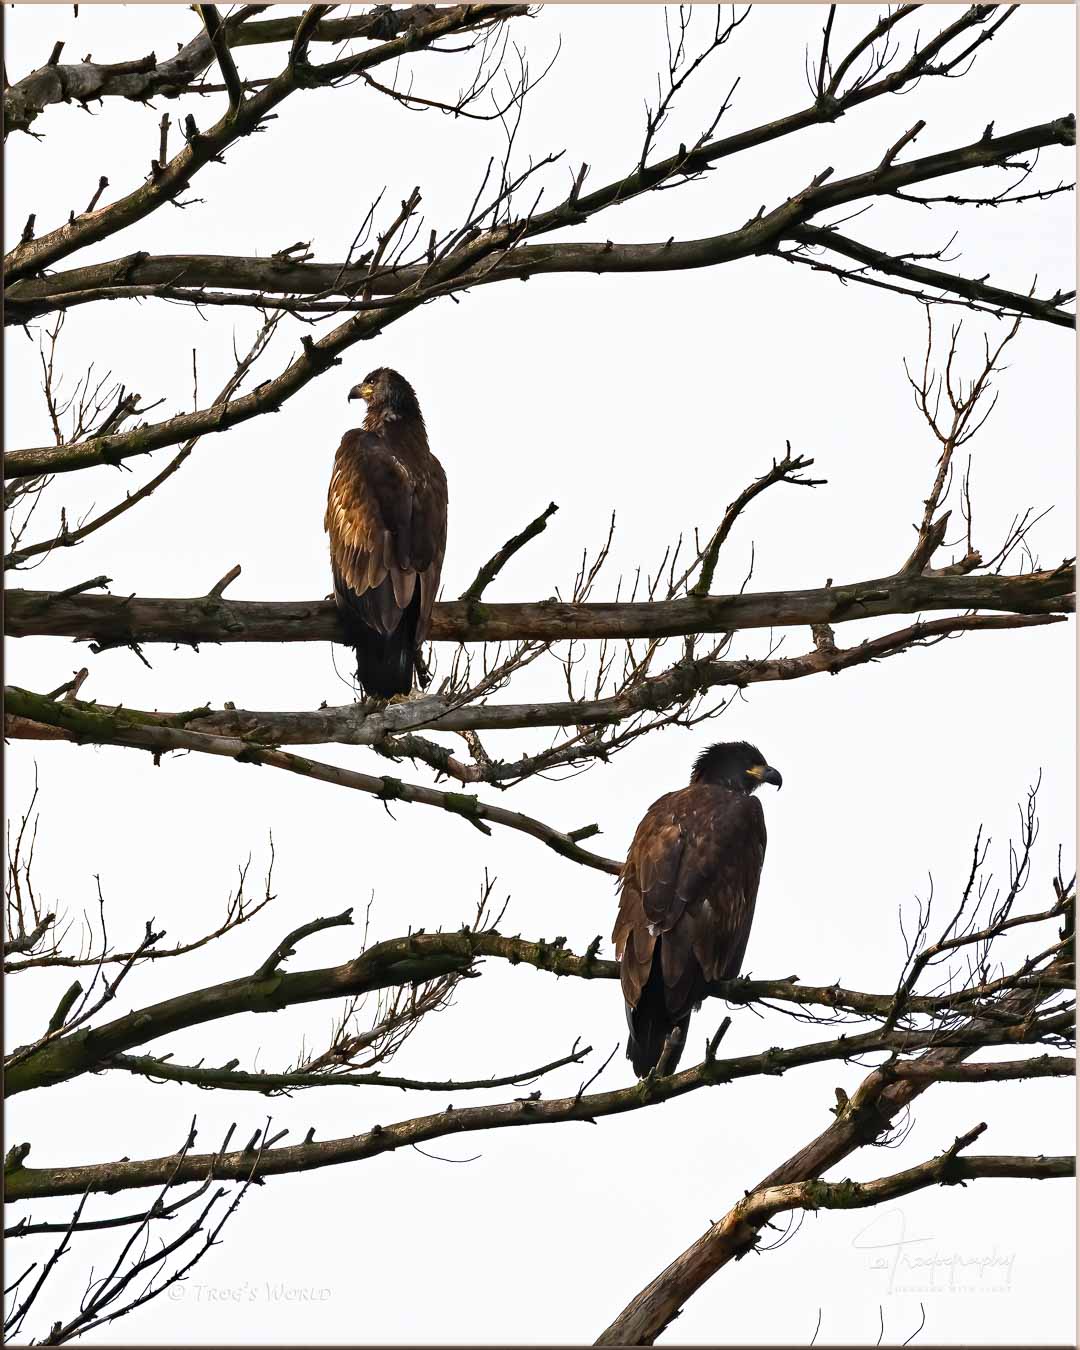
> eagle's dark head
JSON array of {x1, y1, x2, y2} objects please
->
[
  {"x1": 691, "y1": 740, "x2": 782, "y2": 794},
  {"x1": 348, "y1": 367, "x2": 423, "y2": 423}
]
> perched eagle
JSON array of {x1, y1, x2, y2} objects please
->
[
  {"x1": 612, "y1": 741, "x2": 782, "y2": 1077},
  {"x1": 325, "y1": 368, "x2": 448, "y2": 697}
]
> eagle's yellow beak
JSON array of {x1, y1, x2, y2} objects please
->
[
  {"x1": 348, "y1": 383, "x2": 375, "y2": 402},
  {"x1": 747, "y1": 763, "x2": 783, "y2": 788}
]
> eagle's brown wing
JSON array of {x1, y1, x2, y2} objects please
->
[
  {"x1": 325, "y1": 428, "x2": 447, "y2": 641},
  {"x1": 613, "y1": 783, "x2": 767, "y2": 1025}
]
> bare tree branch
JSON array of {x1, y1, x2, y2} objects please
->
[
  {"x1": 6, "y1": 562, "x2": 1073, "y2": 647},
  {"x1": 595, "y1": 949, "x2": 1074, "y2": 1346},
  {"x1": 5, "y1": 613, "x2": 1069, "y2": 769},
  {"x1": 6, "y1": 116, "x2": 1073, "y2": 480},
  {"x1": 4, "y1": 6, "x2": 526, "y2": 288},
  {"x1": 787, "y1": 225, "x2": 1075, "y2": 328},
  {"x1": 3, "y1": 686, "x2": 622, "y2": 874},
  {"x1": 6, "y1": 997, "x2": 1070, "y2": 1200},
  {"x1": 4, "y1": 8, "x2": 1072, "y2": 1339},
  {"x1": 7, "y1": 881, "x2": 1071, "y2": 1098},
  {"x1": 461, "y1": 501, "x2": 559, "y2": 602},
  {"x1": 6, "y1": 314, "x2": 281, "y2": 570},
  {"x1": 3, "y1": 5, "x2": 274, "y2": 138},
  {"x1": 106, "y1": 1039, "x2": 593, "y2": 1095},
  {"x1": 194, "y1": 4, "x2": 243, "y2": 112}
]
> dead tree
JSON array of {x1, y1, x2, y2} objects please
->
[{"x1": 3, "y1": 5, "x2": 1074, "y2": 1343}]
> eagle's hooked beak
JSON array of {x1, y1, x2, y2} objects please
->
[
  {"x1": 348, "y1": 383, "x2": 374, "y2": 402},
  {"x1": 749, "y1": 763, "x2": 783, "y2": 789}
]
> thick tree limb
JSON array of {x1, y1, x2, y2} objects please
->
[
  {"x1": 5, "y1": 612, "x2": 1068, "y2": 763},
  {"x1": 3, "y1": 6, "x2": 461, "y2": 138},
  {"x1": 11, "y1": 246, "x2": 1072, "y2": 332},
  {"x1": 6, "y1": 1003, "x2": 1070, "y2": 1195},
  {"x1": 5, "y1": 908, "x2": 1070, "y2": 1044},
  {"x1": 669, "y1": 1134, "x2": 1073, "y2": 1231},
  {"x1": 3, "y1": 6, "x2": 262, "y2": 139},
  {"x1": 6, "y1": 908, "x2": 1071, "y2": 1099},
  {"x1": 3, "y1": 928, "x2": 606, "y2": 1096},
  {"x1": 7, "y1": 117, "x2": 1076, "y2": 336},
  {"x1": 595, "y1": 954, "x2": 1074, "y2": 1346},
  {"x1": 6, "y1": 564, "x2": 1073, "y2": 647},
  {"x1": 884, "y1": 1054, "x2": 1074, "y2": 1083}
]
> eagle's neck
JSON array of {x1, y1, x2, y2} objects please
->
[
  {"x1": 364, "y1": 408, "x2": 431, "y2": 456},
  {"x1": 693, "y1": 775, "x2": 752, "y2": 796}
]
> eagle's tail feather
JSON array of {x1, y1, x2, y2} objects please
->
[
  {"x1": 335, "y1": 576, "x2": 420, "y2": 698},
  {"x1": 352, "y1": 624, "x2": 415, "y2": 698},
  {"x1": 626, "y1": 957, "x2": 691, "y2": 1078}
]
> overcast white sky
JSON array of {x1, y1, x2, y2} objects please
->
[{"x1": 4, "y1": 3, "x2": 1076, "y2": 1345}]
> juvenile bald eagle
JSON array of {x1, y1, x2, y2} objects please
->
[
  {"x1": 612, "y1": 741, "x2": 782, "y2": 1077},
  {"x1": 325, "y1": 368, "x2": 447, "y2": 697}
]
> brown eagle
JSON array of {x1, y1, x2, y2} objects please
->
[
  {"x1": 325, "y1": 368, "x2": 447, "y2": 697},
  {"x1": 612, "y1": 741, "x2": 782, "y2": 1077}
]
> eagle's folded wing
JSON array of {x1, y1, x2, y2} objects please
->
[
  {"x1": 613, "y1": 786, "x2": 767, "y2": 1019},
  {"x1": 326, "y1": 429, "x2": 446, "y2": 639}
]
